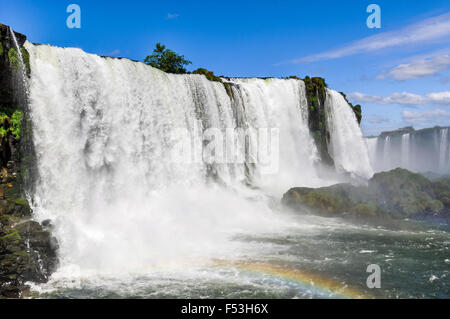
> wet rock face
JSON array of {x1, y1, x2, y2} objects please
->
[
  {"x1": 0, "y1": 23, "x2": 58, "y2": 298},
  {"x1": 303, "y1": 76, "x2": 334, "y2": 167},
  {"x1": 0, "y1": 24, "x2": 27, "y2": 115},
  {"x1": 0, "y1": 153, "x2": 59, "y2": 298},
  {"x1": 0, "y1": 218, "x2": 58, "y2": 298}
]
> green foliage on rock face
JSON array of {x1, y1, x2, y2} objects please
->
[
  {"x1": 20, "y1": 47, "x2": 30, "y2": 77},
  {"x1": 302, "y1": 76, "x2": 333, "y2": 166},
  {"x1": 192, "y1": 68, "x2": 222, "y2": 82},
  {"x1": 0, "y1": 42, "x2": 3, "y2": 56},
  {"x1": 0, "y1": 110, "x2": 22, "y2": 140},
  {"x1": 283, "y1": 168, "x2": 450, "y2": 220},
  {"x1": 8, "y1": 48, "x2": 20, "y2": 72},
  {"x1": 11, "y1": 110, "x2": 23, "y2": 139},
  {"x1": 285, "y1": 75, "x2": 302, "y2": 80},
  {"x1": 144, "y1": 43, "x2": 192, "y2": 74},
  {"x1": 351, "y1": 104, "x2": 362, "y2": 124},
  {"x1": 339, "y1": 92, "x2": 362, "y2": 124}
]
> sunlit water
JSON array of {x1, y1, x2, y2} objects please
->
[{"x1": 29, "y1": 213, "x2": 449, "y2": 299}]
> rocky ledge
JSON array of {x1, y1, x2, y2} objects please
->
[
  {"x1": 283, "y1": 168, "x2": 450, "y2": 220},
  {"x1": 0, "y1": 23, "x2": 58, "y2": 298}
]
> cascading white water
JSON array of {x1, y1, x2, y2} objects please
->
[
  {"x1": 401, "y1": 133, "x2": 410, "y2": 168},
  {"x1": 224, "y1": 78, "x2": 323, "y2": 194},
  {"x1": 9, "y1": 28, "x2": 29, "y2": 101},
  {"x1": 365, "y1": 137, "x2": 378, "y2": 170},
  {"x1": 439, "y1": 128, "x2": 449, "y2": 173},
  {"x1": 382, "y1": 136, "x2": 391, "y2": 170},
  {"x1": 24, "y1": 42, "x2": 372, "y2": 277},
  {"x1": 325, "y1": 89, "x2": 373, "y2": 179}
]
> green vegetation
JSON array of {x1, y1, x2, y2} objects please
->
[
  {"x1": 0, "y1": 110, "x2": 23, "y2": 140},
  {"x1": 21, "y1": 47, "x2": 31, "y2": 77},
  {"x1": 11, "y1": 110, "x2": 23, "y2": 139},
  {"x1": 192, "y1": 68, "x2": 222, "y2": 82},
  {"x1": 8, "y1": 48, "x2": 20, "y2": 72},
  {"x1": 0, "y1": 42, "x2": 3, "y2": 56},
  {"x1": 283, "y1": 168, "x2": 450, "y2": 219},
  {"x1": 144, "y1": 43, "x2": 192, "y2": 74},
  {"x1": 302, "y1": 76, "x2": 333, "y2": 166},
  {"x1": 339, "y1": 92, "x2": 362, "y2": 124}
]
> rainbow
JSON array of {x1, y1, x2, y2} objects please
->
[{"x1": 212, "y1": 260, "x2": 371, "y2": 299}]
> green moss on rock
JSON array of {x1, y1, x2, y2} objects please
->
[
  {"x1": 302, "y1": 76, "x2": 333, "y2": 166},
  {"x1": 283, "y1": 168, "x2": 450, "y2": 220},
  {"x1": 20, "y1": 47, "x2": 30, "y2": 77},
  {"x1": 192, "y1": 68, "x2": 222, "y2": 83},
  {"x1": 339, "y1": 92, "x2": 362, "y2": 124},
  {"x1": 7, "y1": 48, "x2": 20, "y2": 72}
]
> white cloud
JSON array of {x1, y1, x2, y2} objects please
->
[
  {"x1": 346, "y1": 92, "x2": 381, "y2": 103},
  {"x1": 348, "y1": 91, "x2": 450, "y2": 106},
  {"x1": 384, "y1": 92, "x2": 427, "y2": 105},
  {"x1": 348, "y1": 92, "x2": 428, "y2": 105},
  {"x1": 167, "y1": 13, "x2": 180, "y2": 19},
  {"x1": 427, "y1": 91, "x2": 450, "y2": 104},
  {"x1": 403, "y1": 109, "x2": 450, "y2": 124},
  {"x1": 378, "y1": 54, "x2": 450, "y2": 80},
  {"x1": 294, "y1": 12, "x2": 450, "y2": 63}
]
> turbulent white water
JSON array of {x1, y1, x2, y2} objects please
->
[
  {"x1": 325, "y1": 89, "x2": 373, "y2": 179},
  {"x1": 24, "y1": 42, "x2": 371, "y2": 278}
]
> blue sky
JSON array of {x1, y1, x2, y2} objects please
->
[{"x1": 1, "y1": 0, "x2": 450, "y2": 136}]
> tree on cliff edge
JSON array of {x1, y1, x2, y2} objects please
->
[{"x1": 144, "y1": 43, "x2": 191, "y2": 74}]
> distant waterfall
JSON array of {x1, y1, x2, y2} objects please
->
[
  {"x1": 24, "y1": 42, "x2": 371, "y2": 273},
  {"x1": 439, "y1": 128, "x2": 449, "y2": 173},
  {"x1": 383, "y1": 136, "x2": 391, "y2": 170},
  {"x1": 365, "y1": 137, "x2": 378, "y2": 169},
  {"x1": 366, "y1": 127, "x2": 450, "y2": 174},
  {"x1": 401, "y1": 134, "x2": 410, "y2": 168}
]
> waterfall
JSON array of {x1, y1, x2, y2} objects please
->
[
  {"x1": 9, "y1": 27, "x2": 29, "y2": 103},
  {"x1": 9, "y1": 27, "x2": 25, "y2": 66},
  {"x1": 367, "y1": 127, "x2": 450, "y2": 174},
  {"x1": 224, "y1": 78, "x2": 321, "y2": 193},
  {"x1": 23, "y1": 42, "x2": 371, "y2": 274},
  {"x1": 439, "y1": 128, "x2": 449, "y2": 173},
  {"x1": 382, "y1": 136, "x2": 391, "y2": 170},
  {"x1": 401, "y1": 133, "x2": 410, "y2": 168},
  {"x1": 325, "y1": 89, "x2": 373, "y2": 179},
  {"x1": 365, "y1": 137, "x2": 378, "y2": 169}
]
